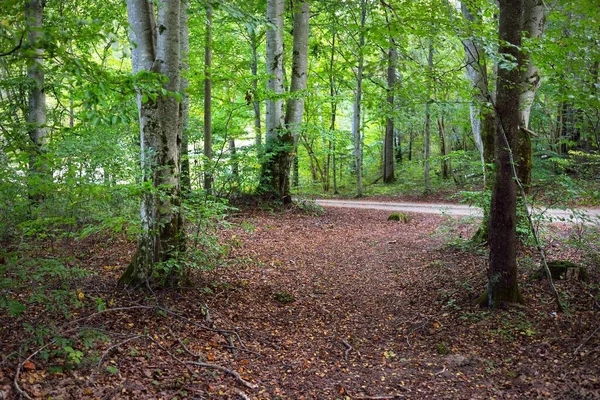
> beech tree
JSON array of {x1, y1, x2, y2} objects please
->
[
  {"x1": 516, "y1": 0, "x2": 546, "y2": 192},
  {"x1": 25, "y1": 0, "x2": 47, "y2": 202},
  {"x1": 262, "y1": 0, "x2": 309, "y2": 203},
  {"x1": 486, "y1": 0, "x2": 524, "y2": 307},
  {"x1": 119, "y1": 0, "x2": 184, "y2": 287}
]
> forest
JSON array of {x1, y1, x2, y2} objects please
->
[{"x1": 1, "y1": 0, "x2": 599, "y2": 398}]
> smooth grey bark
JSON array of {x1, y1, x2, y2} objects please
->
[
  {"x1": 261, "y1": 0, "x2": 285, "y2": 197},
  {"x1": 423, "y1": 41, "x2": 433, "y2": 193},
  {"x1": 25, "y1": 0, "x2": 47, "y2": 201},
  {"x1": 486, "y1": 0, "x2": 524, "y2": 308},
  {"x1": 383, "y1": 45, "x2": 396, "y2": 183},
  {"x1": 352, "y1": 0, "x2": 367, "y2": 197},
  {"x1": 517, "y1": 0, "x2": 546, "y2": 191},
  {"x1": 282, "y1": 0, "x2": 310, "y2": 202},
  {"x1": 329, "y1": 17, "x2": 338, "y2": 193},
  {"x1": 180, "y1": 1, "x2": 191, "y2": 193},
  {"x1": 461, "y1": 2, "x2": 495, "y2": 187},
  {"x1": 120, "y1": 0, "x2": 184, "y2": 287},
  {"x1": 203, "y1": 2, "x2": 213, "y2": 193}
]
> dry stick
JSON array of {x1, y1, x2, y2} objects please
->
[
  {"x1": 573, "y1": 327, "x2": 600, "y2": 356},
  {"x1": 176, "y1": 338, "x2": 258, "y2": 390},
  {"x1": 341, "y1": 339, "x2": 353, "y2": 361},
  {"x1": 348, "y1": 393, "x2": 398, "y2": 400},
  {"x1": 13, "y1": 338, "x2": 61, "y2": 400},
  {"x1": 234, "y1": 388, "x2": 252, "y2": 400}
]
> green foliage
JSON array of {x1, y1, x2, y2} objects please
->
[{"x1": 181, "y1": 192, "x2": 233, "y2": 271}]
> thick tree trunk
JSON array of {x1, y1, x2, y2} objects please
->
[
  {"x1": 517, "y1": 0, "x2": 545, "y2": 192},
  {"x1": 281, "y1": 0, "x2": 310, "y2": 203},
  {"x1": 25, "y1": 0, "x2": 47, "y2": 203},
  {"x1": 262, "y1": 0, "x2": 286, "y2": 199},
  {"x1": 120, "y1": 0, "x2": 184, "y2": 287},
  {"x1": 352, "y1": 0, "x2": 367, "y2": 197},
  {"x1": 486, "y1": 0, "x2": 524, "y2": 308},
  {"x1": 383, "y1": 45, "x2": 396, "y2": 183},
  {"x1": 203, "y1": 2, "x2": 213, "y2": 193}
]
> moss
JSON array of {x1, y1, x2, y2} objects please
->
[{"x1": 388, "y1": 212, "x2": 411, "y2": 223}]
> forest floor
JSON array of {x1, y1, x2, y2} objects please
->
[{"x1": 1, "y1": 206, "x2": 599, "y2": 399}]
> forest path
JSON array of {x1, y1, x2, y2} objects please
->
[{"x1": 314, "y1": 198, "x2": 600, "y2": 224}]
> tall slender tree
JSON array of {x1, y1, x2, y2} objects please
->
[
  {"x1": 383, "y1": 44, "x2": 396, "y2": 183},
  {"x1": 262, "y1": 0, "x2": 286, "y2": 199},
  {"x1": 516, "y1": 0, "x2": 546, "y2": 192},
  {"x1": 203, "y1": 1, "x2": 213, "y2": 193},
  {"x1": 25, "y1": 0, "x2": 47, "y2": 203},
  {"x1": 352, "y1": 0, "x2": 367, "y2": 197},
  {"x1": 486, "y1": 0, "x2": 524, "y2": 307},
  {"x1": 119, "y1": 0, "x2": 184, "y2": 287},
  {"x1": 461, "y1": 2, "x2": 495, "y2": 186}
]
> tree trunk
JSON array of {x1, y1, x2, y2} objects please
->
[
  {"x1": 120, "y1": 0, "x2": 184, "y2": 287},
  {"x1": 250, "y1": 29, "x2": 262, "y2": 152},
  {"x1": 438, "y1": 115, "x2": 451, "y2": 180},
  {"x1": 229, "y1": 138, "x2": 238, "y2": 183},
  {"x1": 353, "y1": 0, "x2": 367, "y2": 197},
  {"x1": 262, "y1": 0, "x2": 286, "y2": 199},
  {"x1": 517, "y1": 0, "x2": 546, "y2": 193},
  {"x1": 486, "y1": 0, "x2": 524, "y2": 308},
  {"x1": 282, "y1": 0, "x2": 310, "y2": 203},
  {"x1": 203, "y1": 2, "x2": 213, "y2": 193},
  {"x1": 423, "y1": 41, "x2": 433, "y2": 193},
  {"x1": 180, "y1": 1, "x2": 191, "y2": 193},
  {"x1": 408, "y1": 126, "x2": 413, "y2": 161},
  {"x1": 383, "y1": 45, "x2": 396, "y2": 183},
  {"x1": 25, "y1": 0, "x2": 47, "y2": 203},
  {"x1": 461, "y1": 2, "x2": 495, "y2": 187}
]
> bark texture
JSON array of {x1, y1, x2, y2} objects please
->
[
  {"x1": 461, "y1": 2, "x2": 495, "y2": 186},
  {"x1": 120, "y1": 0, "x2": 184, "y2": 287},
  {"x1": 262, "y1": 0, "x2": 286, "y2": 199},
  {"x1": 423, "y1": 41, "x2": 433, "y2": 193},
  {"x1": 283, "y1": 0, "x2": 310, "y2": 203},
  {"x1": 352, "y1": 0, "x2": 367, "y2": 197},
  {"x1": 517, "y1": 0, "x2": 546, "y2": 192},
  {"x1": 180, "y1": 1, "x2": 190, "y2": 193},
  {"x1": 203, "y1": 2, "x2": 213, "y2": 193},
  {"x1": 487, "y1": 0, "x2": 524, "y2": 308},
  {"x1": 25, "y1": 0, "x2": 47, "y2": 202},
  {"x1": 383, "y1": 45, "x2": 396, "y2": 183}
]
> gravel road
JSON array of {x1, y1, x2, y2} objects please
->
[{"x1": 314, "y1": 199, "x2": 600, "y2": 225}]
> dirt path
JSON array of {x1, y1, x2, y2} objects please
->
[
  {"x1": 314, "y1": 198, "x2": 600, "y2": 224},
  {"x1": 3, "y1": 208, "x2": 598, "y2": 399}
]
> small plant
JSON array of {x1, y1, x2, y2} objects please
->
[
  {"x1": 274, "y1": 291, "x2": 296, "y2": 304},
  {"x1": 436, "y1": 342, "x2": 450, "y2": 355},
  {"x1": 388, "y1": 212, "x2": 411, "y2": 223}
]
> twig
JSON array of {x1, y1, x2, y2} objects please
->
[
  {"x1": 341, "y1": 339, "x2": 353, "y2": 361},
  {"x1": 347, "y1": 392, "x2": 399, "y2": 399},
  {"x1": 234, "y1": 388, "x2": 252, "y2": 400},
  {"x1": 176, "y1": 337, "x2": 258, "y2": 390},
  {"x1": 187, "y1": 361, "x2": 258, "y2": 390},
  {"x1": 434, "y1": 366, "x2": 447, "y2": 376},
  {"x1": 573, "y1": 327, "x2": 600, "y2": 356},
  {"x1": 14, "y1": 338, "x2": 61, "y2": 400}
]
